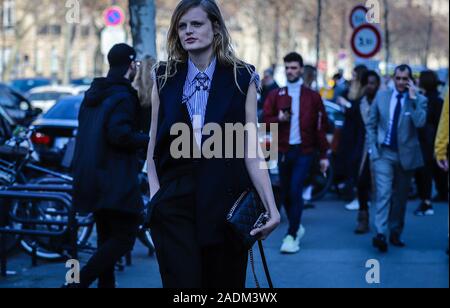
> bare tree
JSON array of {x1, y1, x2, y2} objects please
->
[
  {"x1": 423, "y1": 2, "x2": 434, "y2": 67},
  {"x1": 383, "y1": 0, "x2": 391, "y2": 67},
  {"x1": 129, "y1": 0, "x2": 157, "y2": 59},
  {"x1": 2, "y1": 0, "x2": 63, "y2": 80},
  {"x1": 316, "y1": 0, "x2": 323, "y2": 68}
]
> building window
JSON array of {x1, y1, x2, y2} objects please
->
[
  {"x1": 38, "y1": 24, "x2": 62, "y2": 36},
  {"x1": 1, "y1": 0, "x2": 15, "y2": 29}
]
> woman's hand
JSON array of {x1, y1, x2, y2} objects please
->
[
  {"x1": 250, "y1": 210, "x2": 281, "y2": 240},
  {"x1": 337, "y1": 96, "x2": 352, "y2": 109},
  {"x1": 437, "y1": 159, "x2": 449, "y2": 172}
]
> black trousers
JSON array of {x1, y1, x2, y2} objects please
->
[
  {"x1": 415, "y1": 163, "x2": 433, "y2": 202},
  {"x1": 79, "y1": 209, "x2": 140, "y2": 288},
  {"x1": 357, "y1": 158, "x2": 372, "y2": 212},
  {"x1": 151, "y1": 173, "x2": 248, "y2": 288}
]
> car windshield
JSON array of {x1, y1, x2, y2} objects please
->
[
  {"x1": 43, "y1": 96, "x2": 82, "y2": 120},
  {"x1": 0, "y1": 87, "x2": 19, "y2": 108},
  {"x1": 29, "y1": 92, "x2": 71, "y2": 101}
]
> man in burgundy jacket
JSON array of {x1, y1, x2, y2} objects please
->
[{"x1": 264, "y1": 52, "x2": 330, "y2": 254}]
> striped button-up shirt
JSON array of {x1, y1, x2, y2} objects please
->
[{"x1": 182, "y1": 57, "x2": 217, "y2": 148}]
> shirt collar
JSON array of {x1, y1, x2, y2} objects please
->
[
  {"x1": 393, "y1": 88, "x2": 407, "y2": 99},
  {"x1": 187, "y1": 57, "x2": 217, "y2": 84},
  {"x1": 287, "y1": 78, "x2": 303, "y2": 88}
]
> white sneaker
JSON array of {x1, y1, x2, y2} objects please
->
[
  {"x1": 345, "y1": 199, "x2": 360, "y2": 211},
  {"x1": 302, "y1": 186, "x2": 313, "y2": 201},
  {"x1": 297, "y1": 225, "x2": 306, "y2": 241},
  {"x1": 280, "y1": 235, "x2": 300, "y2": 254}
]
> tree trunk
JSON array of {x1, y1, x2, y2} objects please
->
[
  {"x1": 316, "y1": 0, "x2": 323, "y2": 68},
  {"x1": 62, "y1": 23, "x2": 77, "y2": 84},
  {"x1": 272, "y1": 2, "x2": 281, "y2": 67},
  {"x1": 423, "y1": 3, "x2": 433, "y2": 68},
  {"x1": 383, "y1": 0, "x2": 391, "y2": 70},
  {"x1": 129, "y1": 0, "x2": 157, "y2": 59}
]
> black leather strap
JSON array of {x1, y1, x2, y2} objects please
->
[{"x1": 258, "y1": 240, "x2": 274, "y2": 288}]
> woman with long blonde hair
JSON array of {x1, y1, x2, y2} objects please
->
[
  {"x1": 133, "y1": 55, "x2": 157, "y2": 134},
  {"x1": 146, "y1": 0, "x2": 280, "y2": 288}
]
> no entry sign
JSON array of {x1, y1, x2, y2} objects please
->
[
  {"x1": 351, "y1": 24, "x2": 382, "y2": 59},
  {"x1": 104, "y1": 6, "x2": 125, "y2": 27}
]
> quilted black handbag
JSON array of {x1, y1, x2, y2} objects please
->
[{"x1": 226, "y1": 188, "x2": 274, "y2": 288}]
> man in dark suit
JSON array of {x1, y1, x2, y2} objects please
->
[{"x1": 70, "y1": 44, "x2": 149, "y2": 288}]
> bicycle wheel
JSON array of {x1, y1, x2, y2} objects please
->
[{"x1": 12, "y1": 199, "x2": 94, "y2": 260}]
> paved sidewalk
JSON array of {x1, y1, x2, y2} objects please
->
[{"x1": 0, "y1": 199, "x2": 448, "y2": 288}]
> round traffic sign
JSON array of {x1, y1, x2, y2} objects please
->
[
  {"x1": 103, "y1": 6, "x2": 125, "y2": 27},
  {"x1": 351, "y1": 24, "x2": 382, "y2": 59},
  {"x1": 350, "y1": 5, "x2": 368, "y2": 29}
]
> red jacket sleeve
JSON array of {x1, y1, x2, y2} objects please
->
[
  {"x1": 263, "y1": 90, "x2": 279, "y2": 125},
  {"x1": 315, "y1": 93, "x2": 330, "y2": 159}
]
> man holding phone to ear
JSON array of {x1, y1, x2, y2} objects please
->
[{"x1": 367, "y1": 64, "x2": 428, "y2": 253}]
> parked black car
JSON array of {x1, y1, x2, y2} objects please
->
[
  {"x1": 0, "y1": 83, "x2": 42, "y2": 125},
  {"x1": 31, "y1": 95, "x2": 82, "y2": 167}
]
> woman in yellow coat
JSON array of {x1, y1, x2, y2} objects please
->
[{"x1": 435, "y1": 90, "x2": 449, "y2": 172}]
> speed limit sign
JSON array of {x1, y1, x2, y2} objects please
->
[{"x1": 351, "y1": 24, "x2": 382, "y2": 59}]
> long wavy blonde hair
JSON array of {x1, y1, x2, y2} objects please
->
[
  {"x1": 157, "y1": 0, "x2": 253, "y2": 92},
  {"x1": 133, "y1": 55, "x2": 157, "y2": 108}
]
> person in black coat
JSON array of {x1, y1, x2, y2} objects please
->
[
  {"x1": 146, "y1": 0, "x2": 280, "y2": 289},
  {"x1": 69, "y1": 44, "x2": 149, "y2": 288},
  {"x1": 335, "y1": 65, "x2": 369, "y2": 201},
  {"x1": 258, "y1": 68, "x2": 279, "y2": 122},
  {"x1": 414, "y1": 70, "x2": 446, "y2": 216},
  {"x1": 343, "y1": 71, "x2": 381, "y2": 234}
]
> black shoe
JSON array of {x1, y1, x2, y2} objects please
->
[
  {"x1": 390, "y1": 234, "x2": 406, "y2": 247},
  {"x1": 373, "y1": 234, "x2": 388, "y2": 253},
  {"x1": 414, "y1": 202, "x2": 435, "y2": 216}
]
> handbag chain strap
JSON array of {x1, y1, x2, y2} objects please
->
[
  {"x1": 249, "y1": 247, "x2": 261, "y2": 288},
  {"x1": 249, "y1": 240, "x2": 274, "y2": 289}
]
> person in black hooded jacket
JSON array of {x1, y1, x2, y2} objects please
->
[{"x1": 69, "y1": 44, "x2": 149, "y2": 288}]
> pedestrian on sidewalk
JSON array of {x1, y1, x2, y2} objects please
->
[
  {"x1": 336, "y1": 65, "x2": 369, "y2": 205},
  {"x1": 414, "y1": 70, "x2": 446, "y2": 216},
  {"x1": 146, "y1": 0, "x2": 280, "y2": 288},
  {"x1": 70, "y1": 44, "x2": 150, "y2": 288},
  {"x1": 435, "y1": 90, "x2": 449, "y2": 173},
  {"x1": 263, "y1": 52, "x2": 330, "y2": 254},
  {"x1": 133, "y1": 55, "x2": 157, "y2": 136},
  {"x1": 340, "y1": 71, "x2": 381, "y2": 234},
  {"x1": 434, "y1": 89, "x2": 449, "y2": 254},
  {"x1": 259, "y1": 67, "x2": 279, "y2": 117},
  {"x1": 367, "y1": 64, "x2": 428, "y2": 253}
]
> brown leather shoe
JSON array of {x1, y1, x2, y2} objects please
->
[{"x1": 355, "y1": 211, "x2": 370, "y2": 234}]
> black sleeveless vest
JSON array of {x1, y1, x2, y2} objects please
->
[{"x1": 154, "y1": 61, "x2": 255, "y2": 246}]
